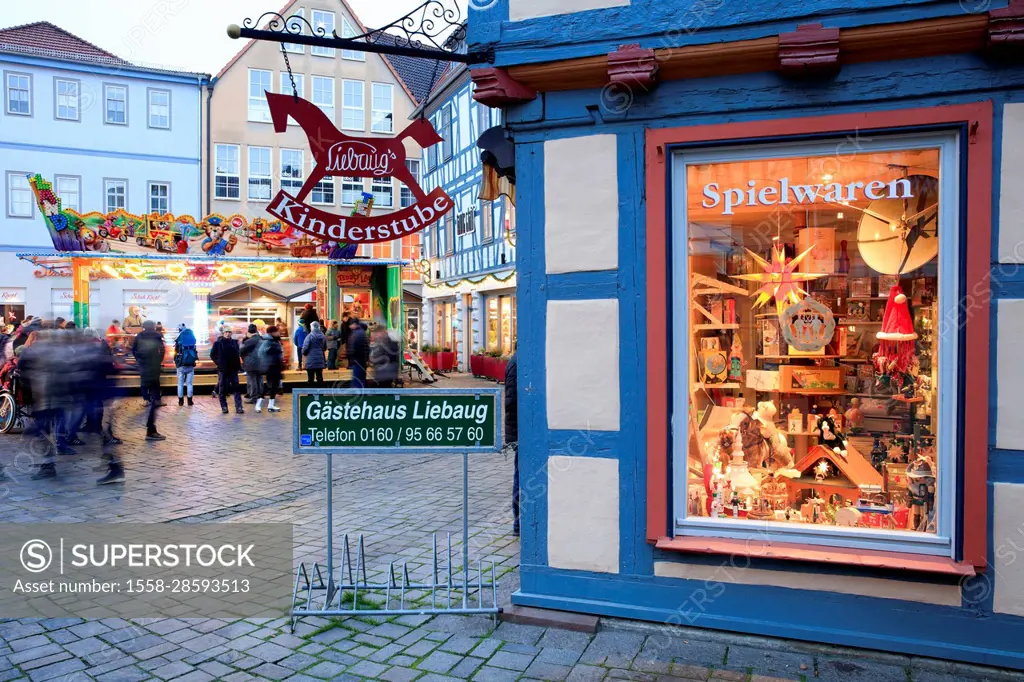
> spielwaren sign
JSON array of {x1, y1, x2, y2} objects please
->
[{"x1": 264, "y1": 92, "x2": 453, "y2": 244}]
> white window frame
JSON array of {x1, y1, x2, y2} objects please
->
[
  {"x1": 214, "y1": 144, "x2": 241, "y2": 200},
  {"x1": 311, "y1": 10, "x2": 336, "y2": 57},
  {"x1": 341, "y1": 177, "x2": 363, "y2": 206},
  {"x1": 401, "y1": 159, "x2": 420, "y2": 208},
  {"x1": 247, "y1": 146, "x2": 273, "y2": 202},
  {"x1": 280, "y1": 72, "x2": 304, "y2": 104},
  {"x1": 248, "y1": 69, "x2": 272, "y2": 123},
  {"x1": 5, "y1": 72, "x2": 31, "y2": 116},
  {"x1": 103, "y1": 83, "x2": 128, "y2": 125},
  {"x1": 54, "y1": 175, "x2": 81, "y2": 212},
  {"x1": 148, "y1": 182, "x2": 170, "y2": 214},
  {"x1": 341, "y1": 80, "x2": 364, "y2": 131},
  {"x1": 481, "y1": 200, "x2": 494, "y2": 242},
  {"x1": 341, "y1": 17, "x2": 365, "y2": 61},
  {"x1": 54, "y1": 78, "x2": 80, "y2": 121},
  {"x1": 6, "y1": 172, "x2": 33, "y2": 218},
  {"x1": 669, "y1": 131, "x2": 962, "y2": 557},
  {"x1": 311, "y1": 177, "x2": 335, "y2": 206},
  {"x1": 371, "y1": 83, "x2": 393, "y2": 133},
  {"x1": 147, "y1": 88, "x2": 171, "y2": 129},
  {"x1": 104, "y1": 179, "x2": 127, "y2": 213},
  {"x1": 281, "y1": 148, "x2": 304, "y2": 195},
  {"x1": 283, "y1": 9, "x2": 305, "y2": 53},
  {"x1": 440, "y1": 105, "x2": 453, "y2": 161},
  {"x1": 312, "y1": 75, "x2": 335, "y2": 121},
  {"x1": 476, "y1": 102, "x2": 490, "y2": 137},
  {"x1": 371, "y1": 177, "x2": 393, "y2": 208}
]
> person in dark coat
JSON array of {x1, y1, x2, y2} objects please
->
[
  {"x1": 256, "y1": 326, "x2": 284, "y2": 413},
  {"x1": 505, "y1": 352, "x2": 519, "y2": 535},
  {"x1": 339, "y1": 312, "x2": 352, "y2": 368},
  {"x1": 21, "y1": 329, "x2": 65, "y2": 478},
  {"x1": 210, "y1": 328, "x2": 244, "y2": 414},
  {"x1": 293, "y1": 323, "x2": 308, "y2": 370},
  {"x1": 83, "y1": 329, "x2": 125, "y2": 484},
  {"x1": 325, "y1": 320, "x2": 342, "y2": 370},
  {"x1": 299, "y1": 302, "x2": 319, "y2": 333},
  {"x1": 369, "y1": 325, "x2": 400, "y2": 388},
  {"x1": 240, "y1": 324, "x2": 262, "y2": 403},
  {"x1": 302, "y1": 321, "x2": 327, "y2": 385},
  {"x1": 132, "y1": 320, "x2": 166, "y2": 440},
  {"x1": 346, "y1": 317, "x2": 370, "y2": 389}
]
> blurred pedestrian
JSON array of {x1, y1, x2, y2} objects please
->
[
  {"x1": 240, "y1": 323, "x2": 262, "y2": 403},
  {"x1": 369, "y1": 325, "x2": 399, "y2": 388},
  {"x1": 299, "y1": 302, "x2": 319, "y2": 333},
  {"x1": 20, "y1": 329, "x2": 65, "y2": 479},
  {"x1": 132, "y1": 320, "x2": 166, "y2": 440},
  {"x1": 346, "y1": 317, "x2": 369, "y2": 389},
  {"x1": 325, "y1": 320, "x2": 342, "y2": 370},
  {"x1": 256, "y1": 325, "x2": 283, "y2": 413},
  {"x1": 211, "y1": 327, "x2": 244, "y2": 414},
  {"x1": 505, "y1": 351, "x2": 519, "y2": 536},
  {"x1": 294, "y1": 322, "x2": 308, "y2": 370},
  {"x1": 302, "y1": 321, "x2": 327, "y2": 385},
  {"x1": 82, "y1": 329, "x2": 125, "y2": 484},
  {"x1": 174, "y1": 323, "x2": 198, "y2": 406}
]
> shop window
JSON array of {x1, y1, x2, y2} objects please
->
[
  {"x1": 673, "y1": 132, "x2": 958, "y2": 556},
  {"x1": 402, "y1": 159, "x2": 420, "y2": 208},
  {"x1": 55, "y1": 78, "x2": 79, "y2": 121},
  {"x1": 342, "y1": 80, "x2": 364, "y2": 131},
  {"x1": 341, "y1": 17, "x2": 365, "y2": 61},
  {"x1": 311, "y1": 10, "x2": 336, "y2": 57},
  {"x1": 104, "y1": 179, "x2": 127, "y2": 213},
  {"x1": 371, "y1": 83, "x2": 393, "y2": 133},
  {"x1": 248, "y1": 146, "x2": 272, "y2": 201},
  {"x1": 281, "y1": 149, "x2": 304, "y2": 195},
  {"x1": 486, "y1": 294, "x2": 516, "y2": 355},
  {"x1": 434, "y1": 302, "x2": 457, "y2": 350},
  {"x1": 214, "y1": 144, "x2": 240, "y2": 200},
  {"x1": 248, "y1": 69, "x2": 272, "y2": 122},
  {"x1": 217, "y1": 304, "x2": 278, "y2": 333},
  {"x1": 148, "y1": 89, "x2": 170, "y2": 129},
  {"x1": 104, "y1": 84, "x2": 127, "y2": 125},
  {"x1": 312, "y1": 75, "x2": 335, "y2": 121}
]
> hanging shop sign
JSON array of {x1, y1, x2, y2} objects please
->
[
  {"x1": 336, "y1": 267, "x2": 374, "y2": 288},
  {"x1": 263, "y1": 92, "x2": 452, "y2": 244}
]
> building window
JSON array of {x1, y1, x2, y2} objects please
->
[
  {"x1": 342, "y1": 80, "x2": 364, "y2": 131},
  {"x1": 401, "y1": 159, "x2": 420, "y2": 208},
  {"x1": 371, "y1": 177, "x2": 393, "y2": 208},
  {"x1": 312, "y1": 76, "x2": 335, "y2": 121},
  {"x1": 311, "y1": 177, "x2": 335, "y2": 205},
  {"x1": 673, "y1": 132, "x2": 958, "y2": 555},
  {"x1": 311, "y1": 10, "x2": 336, "y2": 57},
  {"x1": 280, "y1": 72, "x2": 304, "y2": 101},
  {"x1": 148, "y1": 182, "x2": 170, "y2": 214},
  {"x1": 104, "y1": 179, "x2": 127, "y2": 213},
  {"x1": 476, "y1": 102, "x2": 490, "y2": 137},
  {"x1": 456, "y1": 207, "x2": 475, "y2": 236},
  {"x1": 54, "y1": 78, "x2": 79, "y2": 121},
  {"x1": 281, "y1": 149, "x2": 304, "y2": 195},
  {"x1": 104, "y1": 84, "x2": 127, "y2": 125},
  {"x1": 486, "y1": 295, "x2": 516, "y2": 354},
  {"x1": 341, "y1": 17, "x2": 365, "y2": 61},
  {"x1": 481, "y1": 200, "x2": 494, "y2": 242},
  {"x1": 430, "y1": 224, "x2": 438, "y2": 258},
  {"x1": 248, "y1": 69, "x2": 272, "y2": 122},
  {"x1": 5, "y1": 72, "x2": 31, "y2": 116},
  {"x1": 371, "y1": 83, "x2": 393, "y2": 133},
  {"x1": 341, "y1": 177, "x2": 363, "y2": 206},
  {"x1": 214, "y1": 144, "x2": 240, "y2": 200},
  {"x1": 248, "y1": 146, "x2": 272, "y2": 201},
  {"x1": 6, "y1": 172, "x2": 33, "y2": 218},
  {"x1": 440, "y1": 105, "x2": 453, "y2": 161},
  {"x1": 445, "y1": 211, "x2": 455, "y2": 254},
  {"x1": 283, "y1": 9, "x2": 305, "y2": 53},
  {"x1": 54, "y1": 175, "x2": 81, "y2": 212},
  {"x1": 148, "y1": 89, "x2": 170, "y2": 129}
]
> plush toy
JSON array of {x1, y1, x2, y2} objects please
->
[
  {"x1": 751, "y1": 401, "x2": 797, "y2": 474},
  {"x1": 816, "y1": 414, "x2": 849, "y2": 458},
  {"x1": 200, "y1": 218, "x2": 238, "y2": 255}
]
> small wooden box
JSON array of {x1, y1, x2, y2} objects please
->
[
  {"x1": 778, "y1": 365, "x2": 845, "y2": 394},
  {"x1": 884, "y1": 462, "x2": 909, "y2": 496}
]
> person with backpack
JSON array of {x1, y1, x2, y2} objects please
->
[
  {"x1": 210, "y1": 327, "x2": 244, "y2": 415},
  {"x1": 256, "y1": 325, "x2": 284, "y2": 413},
  {"x1": 174, "y1": 323, "x2": 198, "y2": 407},
  {"x1": 240, "y1": 324, "x2": 262, "y2": 403},
  {"x1": 302, "y1": 321, "x2": 327, "y2": 385}
]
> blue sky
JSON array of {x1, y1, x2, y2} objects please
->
[{"x1": 1, "y1": 0, "x2": 460, "y2": 75}]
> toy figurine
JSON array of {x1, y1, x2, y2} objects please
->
[
  {"x1": 844, "y1": 398, "x2": 865, "y2": 432},
  {"x1": 906, "y1": 455, "x2": 936, "y2": 532},
  {"x1": 727, "y1": 335, "x2": 745, "y2": 382},
  {"x1": 816, "y1": 414, "x2": 849, "y2": 458},
  {"x1": 751, "y1": 401, "x2": 797, "y2": 474},
  {"x1": 870, "y1": 437, "x2": 887, "y2": 472}
]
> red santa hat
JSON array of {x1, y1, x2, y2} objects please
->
[{"x1": 876, "y1": 284, "x2": 917, "y2": 373}]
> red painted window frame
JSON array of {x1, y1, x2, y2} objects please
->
[{"x1": 645, "y1": 103, "x2": 992, "y2": 569}]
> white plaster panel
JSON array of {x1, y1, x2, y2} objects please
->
[
  {"x1": 653, "y1": 562, "x2": 960, "y2": 606},
  {"x1": 994, "y1": 482, "x2": 1024, "y2": 616},
  {"x1": 548, "y1": 455, "x2": 619, "y2": 573},
  {"x1": 996, "y1": 299, "x2": 1024, "y2": 449},
  {"x1": 510, "y1": 0, "x2": 630, "y2": 22},
  {"x1": 546, "y1": 299, "x2": 620, "y2": 431},
  {"x1": 999, "y1": 103, "x2": 1024, "y2": 262},
  {"x1": 544, "y1": 135, "x2": 619, "y2": 274}
]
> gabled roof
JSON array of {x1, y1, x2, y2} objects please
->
[
  {"x1": 794, "y1": 444, "x2": 883, "y2": 489},
  {"x1": 211, "y1": 283, "x2": 289, "y2": 302},
  {"x1": 215, "y1": 0, "x2": 427, "y2": 105},
  {"x1": 374, "y1": 33, "x2": 451, "y2": 104},
  {"x1": 0, "y1": 21, "x2": 208, "y2": 79}
]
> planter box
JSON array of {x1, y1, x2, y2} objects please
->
[
  {"x1": 422, "y1": 351, "x2": 438, "y2": 371},
  {"x1": 493, "y1": 359, "x2": 509, "y2": 383},
  {"x1": 470, "y1": 355, "x2": 485, "y2": 377},
  {"x1": 439, "y1": 352, "x2": 456, "y2": 371}
]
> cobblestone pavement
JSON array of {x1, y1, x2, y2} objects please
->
[{"x1": 0, "y1": 375, "x2": 1021, "y2": 681}]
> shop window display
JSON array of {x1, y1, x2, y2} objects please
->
[{"x1": 674, "y1": 134, "x2": 957, "y2": 554}]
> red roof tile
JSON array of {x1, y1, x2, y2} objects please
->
[{"x1": 0, "y1": 21, "x2": 127, "y2": 63}]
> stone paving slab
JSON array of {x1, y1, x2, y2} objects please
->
[{"x1": 0, "y1": 377, "x2": 1021, "y2": 681}]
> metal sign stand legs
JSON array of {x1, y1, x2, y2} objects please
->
[{"x1": 290, "y1": 451, "x2": 500, "y2": 631}]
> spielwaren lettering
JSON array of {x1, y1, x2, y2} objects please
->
[{"x1": 702, "y1": 177, "x2": 914, "y2": 215}]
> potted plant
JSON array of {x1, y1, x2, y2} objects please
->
[
  {"x1": 470, "y1": 348, "x2": 486, "y2": 377},
  {"x1": 420, "y1": 343, "x2": 439, "y2": 370},
  {"x1": 482, "y1": 348, "x2": 502, "y2": 381},
  {"x1": 495, "y1": 354, "x2": 511, "y2": 383},
  {"x1": 439, "y1": 346, "x2": 456, "y2": 371}
]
